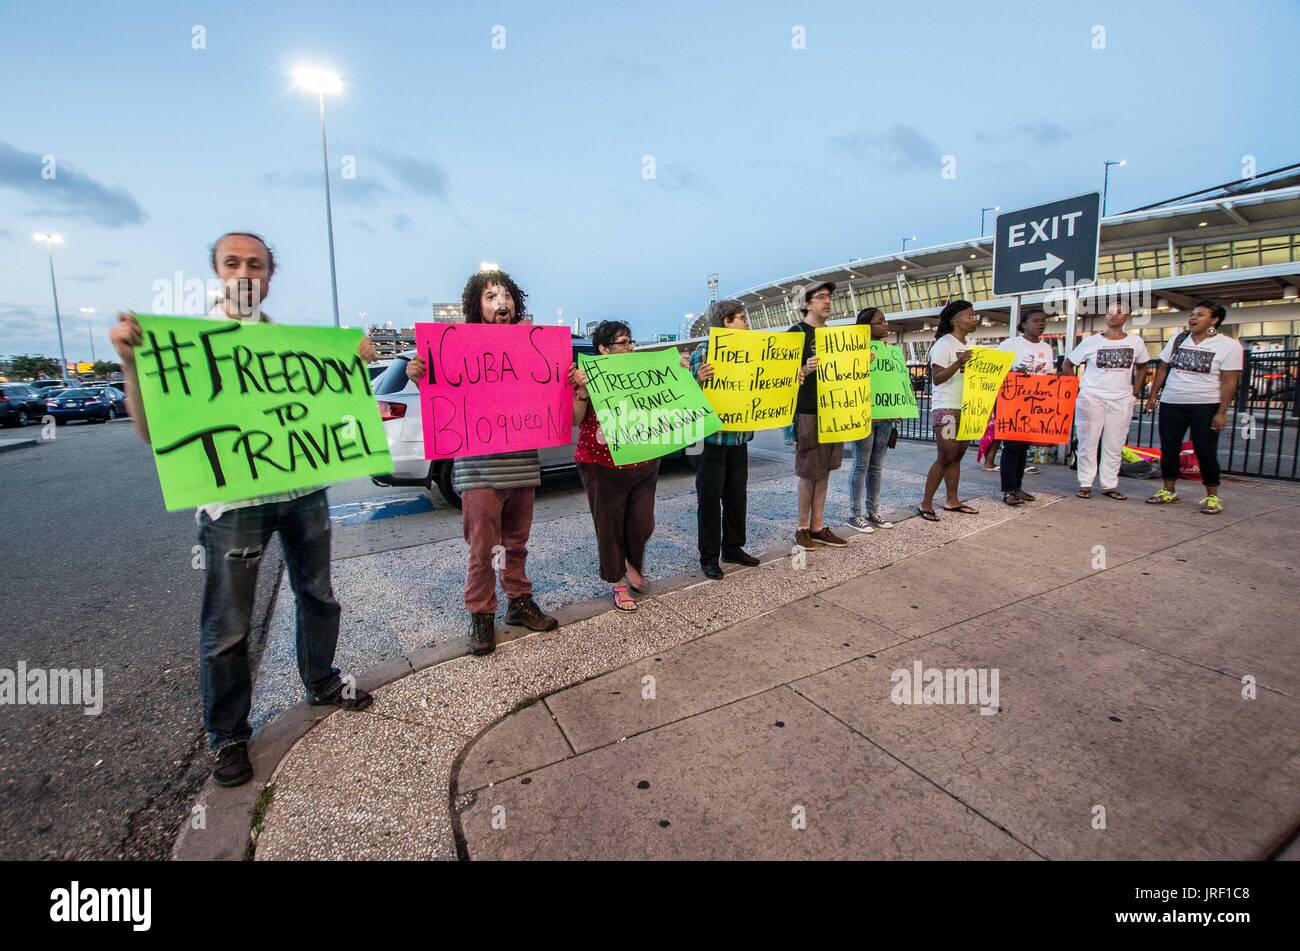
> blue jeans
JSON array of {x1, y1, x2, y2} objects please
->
[
  {"x1": 197, "y1": 490, "x2": 342, "y2": 750},
  {"x1": 849, "y1": 422, "x2": 893, "y2": 518}
]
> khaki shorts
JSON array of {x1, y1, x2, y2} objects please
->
[{"x1": 794, "y1": 413, "x2": 843, "y2": 479}]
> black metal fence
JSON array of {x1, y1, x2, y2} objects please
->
[{"x1": 899, "y1": 350, "x2": 1300, "y2": 481}]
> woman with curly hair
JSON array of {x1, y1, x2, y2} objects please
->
[
  {"x1": 406, "y1": 268, "x2": 566, "y2": 654},
  {"x1": 918, "y1": 299, "x2": 980, "y2": 520}
]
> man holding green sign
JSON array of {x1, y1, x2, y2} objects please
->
[{"x1": 109, "y1": 231, "x2": 378, "y2": 790}]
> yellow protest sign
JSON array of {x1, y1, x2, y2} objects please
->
[
  {"x1": 700, "y1": 328, "x2": 803, "y2": 431},
  {"x1": 956, "y1": 347, "x2": 1016, "y2": 440},
  {"x1": 815, "y1": 325, "x2": 872, "y2": 443}
]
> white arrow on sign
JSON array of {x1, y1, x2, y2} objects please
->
[{"x1": 1020, "y1": 252, "x2": 1064, "y2": 275}]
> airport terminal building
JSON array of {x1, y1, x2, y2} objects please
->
[{"x1": 694, "y1": 166, "x2": 1300, "y2": 362}]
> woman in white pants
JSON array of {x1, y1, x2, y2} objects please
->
[{"x1": 1061, "y1": 301, "x2": 1149, "y2": 500}]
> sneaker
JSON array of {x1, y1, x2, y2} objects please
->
[
  {"x1": 794, "y1": 528, "x2": 817, "y2": 551},
  {"x1": 469, "y1": 612, "x2": 496, "y2": 655},
  {"x1": 847, "y1": 515, "x2": 876, "y2": 534},
  {"x1": 1146, "y1": 489, "x2": 1179, "y2": 505},
  {"x1": 212, "y1": 741, "x2": 253, "y2": 788},
  {"x1": 1199, "y1": 495, "x2": 1223, "y2": 515},
  {"x1": 310, "y1": 682, "x2": 374, "y2": 711},
  {"x1": 505, "y1": 595, "x2": 559, "y2": 632},
  {"x1": 811, "y1": 527, "x2": 848, "y2": 547},
  {"x1": 867, "y1": 513, "x2": 894, "y2": 529}
]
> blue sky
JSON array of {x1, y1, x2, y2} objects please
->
[{"x1": 1, "y1": 0, "x2": 1297, "y2": 360}]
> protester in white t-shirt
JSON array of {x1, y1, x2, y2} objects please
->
[
  {"x1": 1062, "y1": 301, "x2": 1149, "y2": 500},
  {"x1": 1144, "y1": 301, "x2": 1244, "y2": 514},
  {"x1": 994, "y1": 309, "x2": 1055, "y2": 505},
  {"x1": 919, "y1": 300, "x2": 981, "y2": 521}
]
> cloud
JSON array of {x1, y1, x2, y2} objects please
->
[
  {"x1": 258, "y1": 170, "x2": 389, "y2": 204},
  {"x1": 392, "y1": 213, "x2": 413, "y2": 232},
  {"x1": 0, "y1": 228, "x2": 13, "y2": 240},
  {"x1": 0, "y1": 141, "x2": 147, "y2": 227},
  {"x1": 96, "y1": 258, "x2": 125, "y2": 267},
  {"x1": 597, "y1": 54, "x2": 661, "y2": 81},
  {"x1": 350, "y1": 220, "x2": 379, "y2": 235},
  {"x1": 657, "y1": 163, "x2": 701, "y2": 193},
  {"x1": 973, "y1": 119, "x2": 1074, "y2": 147},
  {"x1": 829, "y1": 124, "x2": 941, "y2": 174},
  {"x1": 370, "y1": 150, "x2": 450, "y2": 201},
  {"x1": 404, "y1": 297, "x2": 429, "y2": 309},
  {"x1": 64, "y1": 275, "x2": 107, "y2": 283}
]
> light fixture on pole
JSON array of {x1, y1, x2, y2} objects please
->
[
  {"x1": 1102, "y1": 159, "x2": 1126, "y2": 216},
  {"x1": 33, "y1": 233, "x2": 70, "y2": 380},
  {"x1": 294, "y1": 65, "x2": 344, "y2": 327},
  {"x1": 980, "y1": 206, "x2": 999, "y2": 237},
  {"x1": 901, "y1": 235, "x2": 917, "y2": 253},
  {"x1": 80, "y1": 306, "x2": 96, "y2": 363}
]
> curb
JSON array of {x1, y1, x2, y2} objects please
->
[
  {"x1": 171, "y1": 482, "x2": 967, "y2": 861},
  {"x1": 0, "y1": 437, "x2": 39, "y2": 453}
]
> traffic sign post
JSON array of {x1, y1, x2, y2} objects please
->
[{"x1": 992, "y1": 192, "x2": 1101, "y2": 297}]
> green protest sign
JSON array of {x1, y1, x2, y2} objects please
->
[
  {"x1": 133, "y1": 315, "x2": 392, "y2": 511},
  {"x1": 870, "y1": 340, "x2": 920, "y2": 420},
  {"x1": 578, "y1": 349, "x2": 722, "y2": 465}
]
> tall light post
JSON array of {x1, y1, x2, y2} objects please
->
[
  {"x1": 1102, "y1": 159, "x2": 1126, "y2": 216},
  {"x1": 294, "y1": 66, "x2": 344, "y2": 327},
  {"x1": 901, "y1": 235, "x2": 917, "y2": 253},
  {"x1": 33, "y1": 233, "x2": 69, "y2": 380},
  {"x1": 980, "y1": 206, "x2": 999, "y2": 236},
  {"x1": 80, "y1": 306, "x2": 96, "y2": 363}
]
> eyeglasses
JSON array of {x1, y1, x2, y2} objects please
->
[
  {"x1": 810, "y1": 292, "x2": 832, "y2": 301},
  {"x1": 610, "y1": 338, "x2": 633, "y2": 348}
]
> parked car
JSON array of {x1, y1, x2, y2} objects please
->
[
  {"x1": 44, "y1": 387, "x2": 126, "y2": 424},
  {"x1": 29, "y1": 379, "x2": 70, "y2": 394},
  {"x1": 370, "y1": 340, "x2": 690, "y2": 507},
  {"x1": 0, "y1": 384, "x2": 51, "y2": 427}
]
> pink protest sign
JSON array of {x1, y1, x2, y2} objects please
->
[{"x1": 415, "y1": 323, "x2": 574, "y2": 459}]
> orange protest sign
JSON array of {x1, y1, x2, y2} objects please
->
[{"x1": 994, "y1": 372, "x2": 1079, "y2": 444}]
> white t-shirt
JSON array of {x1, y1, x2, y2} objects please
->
[
  {"x1": 929, "y1": 334, "x2": 970, "y2": 410},
  {"x1": 1067, "y1": 332, "x2": 1149, "y2": 400},
  {"x1": 1158, "y1": 332, "x2": 1244, "y2": 405},
  {"x1": 997, "y1": 335, "x2": 1055, "y2": 374}
]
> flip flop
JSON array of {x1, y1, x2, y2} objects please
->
[
  {"x1": 916, "y1": 506, "x2": 940, "y2": 522},
  {"x1": 943, "y1": 504, "x2": 980, "y2": 515},
  {"x1": 1102, "y1": 490, "x2": 1128, "y2": 501},
  {"x1": 1025, "y1": 465, "x2": 1040, "y2": 474},
  {"x1": 1077, "y1": 488, "x2": 1093, "y2": 498}
]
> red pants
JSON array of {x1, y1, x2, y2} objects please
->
[{"x1": 461, "y1": 487, "x2": 536, "y2": 614}]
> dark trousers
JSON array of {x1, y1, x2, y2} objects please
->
[
  {"x1": 1158, "y1": 402, "x2": 1222, "y2": 486},
  {"x1": 197, "y1": 490, "x2": 341, "y2": 751},
  {"x1": 696, "y1": 441, "x2": 748, "y2": 564},
  {"x1": 578, "y1": 460, "x2": 660, "y2": 583},
  {"x1": 1000, "y1": 440, "x2": 1029, "y2": 492}
]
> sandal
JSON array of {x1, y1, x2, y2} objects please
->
[
  {"x1": 916, "y1": 506, "x2": 940, "y2": 522},
  {"x1": 1102, "y1": 489, "x2": 1128, "y2": 501},
  {"x1": 1025, "y1": 465, "x2": 1040, "y2": 474},
  {"x1": 1002, "y1": 492, "x2": 1024, "y2": 506},
  {"x1": 1076, "y1": 487, "x2": 1093, "y2": 499},
  {"x1": 612, "y1": 583, "x2": 638, "y2": 612},
  {"x1": 623, "y1": 572, "x2": 647, "y2": 594},
  {"x1": 943, "y1": 503, "x2": 980, "y2": 515}
]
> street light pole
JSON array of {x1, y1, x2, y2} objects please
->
[
  {"x1": 295, "y1": 66, "x2": 344, "y2": 328},
  {"x1": 1102, "y1": 159, "x2": 1126, "y2": 216},
  {"x1": 34, "y1": 233, "x2": 69, "y2": 380},
  {"x1": 981, "y1": 206, "x2": 999, "y2": 237},
  {"x1": 318, "y1": 92, "x2": 341, "y2": 328},
  {"x1": 901, "y1": 235, "x2": 917, "y2": 253},
  {"x1": 80, "y1": 306, "x2": 96, "y2": 363}
]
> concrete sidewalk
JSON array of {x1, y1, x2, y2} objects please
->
[{"x1": 249, "y1": 458, "x2": 1300, "y2": 860}]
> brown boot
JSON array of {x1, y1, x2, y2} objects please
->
[
  {"x1": 469, "y1": 612, "x2": 496, "y2": 655},
  {"x1": 505, "y1": 595, "x2": 559, "y2": 632}
]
